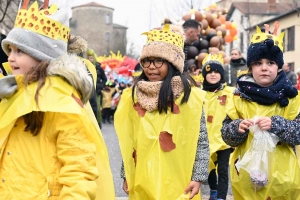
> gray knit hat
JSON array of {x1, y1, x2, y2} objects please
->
[{"x1": 1, "y1": 1, "x2": 70, "y2": 61}]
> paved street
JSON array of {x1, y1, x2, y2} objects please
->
[{"x1": 101, "y1": 122, "x2": 233, "y2": 199}]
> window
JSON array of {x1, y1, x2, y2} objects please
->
[
  {"x1": 240, "y1": 32, "x2": 244, "y2": 53},
  {"x1": 285, "y1": 26, "x2": 295, "y2": 51},
  {"x1": 240, "y1": 15, "x2": 244, "y2": 26},
  {"x1": 289, "y1": 62, "x2": 295, "y2": 72},
  {"x1": 105, "y1": 32, "x2": 110, "y2": 42},
  {"x1": 106, "y1": 14, "x2": 110, "y2": 24}
]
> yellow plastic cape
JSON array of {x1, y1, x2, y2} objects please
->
[
  {"x1": 204, "y1": 86, "x2": 235, "y2": 171},
  {"x1": 115, "y1": 87, "x2": 206, "y2": 200},
  {"x1": 0, "y1": 75, "x2": 115, "y2": 200},
  {"x1": 80, "y1": 58, "x2": 97, "y2": 88},
  {"x1": 297, "y1": 146, "x2": 300, "y2": 166},
  {"x1": 2, "y1": 62, "x2": 12, "y2": 75},
  {"x1": 226, "y1": 93, "x2": 300, "y2": 199}
]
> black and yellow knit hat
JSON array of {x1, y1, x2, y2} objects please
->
[
  {"x1": 247, "y1": 22, "x2": 284, "y2": 69},
  {"x1": 201, "y1": 53, "x2": 224, "y2": 79}
]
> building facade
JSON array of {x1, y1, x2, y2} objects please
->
[
  {"x1": 221, "y1": 0, "x2": 294, "y2": 58},
  {"x1": 248, "y1": 8, "x2": 300, "y2": 72},
  {"x1": 70, "y1": 2, "x2": 127, "y2": 57}
]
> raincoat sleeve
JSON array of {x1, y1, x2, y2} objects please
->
[
  {"x1": 55, "y1": 112, "x2": 98, "y2": 199},
  {"x1": 270, "y1": 113, "x2": 300, "y2": 146},
  {"x1": 191, "y1": 109, "x2": 209, "y2": 182},
  {"x1": 221, "y1": 115, "x2": 249, "y2": 147}
]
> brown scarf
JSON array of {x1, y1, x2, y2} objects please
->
[{"x1": 136, "y1": 76, "x2": 184, "y2": 112}]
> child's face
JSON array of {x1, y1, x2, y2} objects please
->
[
  {"x1": 8, "y1": 45, "x2": 40, "y2": 75},
  {"x1": 230, "y1": 50, "x2": 241, "y2": 60},
  {"x1": 88, "y1": 56, "x2": 94, "y2": 63},
  {"x1": 251, "y1": 58, "x2": 279, "y2": 87},
  {"x1": 141, "y1": 57, "x2": 168, "y2": 82},
  {"x1": 206, "y1": 71, "x2": 221, "y2": 84}
]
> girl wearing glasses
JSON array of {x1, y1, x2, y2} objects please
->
[{"x1": 114, "y1": 24, "x2": 209, "y2": 200}]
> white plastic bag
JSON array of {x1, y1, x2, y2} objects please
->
[{"x1": 235, "y1": 117, "x2": 279, "y2": 191}]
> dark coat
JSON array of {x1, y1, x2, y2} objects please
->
[
  {"x1": 0, "y1": 34, "x2": 8, "y2": 75},
  {"x1": 89, "y1": 88, "x2": 98, "y2": 118},
  {"x1": 95, "y1": 62, "x2": 107, "y2": 95},
  {"x1": 224, "y1": 58, "x2": 248, "y2": 87}
]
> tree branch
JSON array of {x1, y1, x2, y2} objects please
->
[{"x1": 0, "y1": 0, "x2": 13, "y2": 23}]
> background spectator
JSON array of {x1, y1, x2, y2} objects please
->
[
  {"x1": 283, "y1": 63, "x2": 297, "y2": 87},
  {"x1": 182, "y1": 19, "x2": 201, "y2": 71},
  {"x1": 296, "y1": 69, "x2": 300, "y2": 90},
  {"x1": 224, "y1": 48, "x2": 247, "y2": 87},
  {"x1": 87, "y1": 48, "x2": 107, "y2": 126}
]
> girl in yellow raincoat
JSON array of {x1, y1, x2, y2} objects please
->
[
  {"x1": 114, "y1": 24, "x2": 209, "y2": 200},
  {"x1": 0, "y1": 1, "x2": 115, "y2": 199},
  {"x1": 201, "y1": 53, "x2": 234, "y2": 200},
  {"x1": 221, "y1": 22, "x2": 300, "y2": 199}
]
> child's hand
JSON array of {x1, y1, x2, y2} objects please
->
[
  {"x1": 184, "y1": 181, "x2": 201, "y2": 199},
  {"x1": 255, "y1": 117, "x2": 272, "y2": 130},
  {"x1": 122, "y1": 179, "x2": 129, "y2": 194},
  {"x1": 238, "y1": 119, "x2": 254, "y2": 133}
]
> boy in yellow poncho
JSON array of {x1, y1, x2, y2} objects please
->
[
  {"x1": 221, "y1": 22, "x2": 300, "y2": 199},
  {"x1": 201, "y1": 53, "x2": 234, "y2": 200},
  {"x1": 114, "y1": 24, "x2": 209, "y2": 200}
]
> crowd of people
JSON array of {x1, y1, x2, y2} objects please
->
[{"x1": 1, "y1": 1, "x2": 300, "y2": 200}]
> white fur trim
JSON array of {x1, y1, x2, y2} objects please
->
[{"x1": 47, "y1": 53, "x2": 94, "y2": 104}]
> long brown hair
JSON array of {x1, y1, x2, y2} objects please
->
[{"x1": 23, "y1": 61, "x2": 49, "y2": 136}]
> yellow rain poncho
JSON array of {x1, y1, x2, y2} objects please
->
[
  {"x1": 82, "y1": 58, "x2": 97, "y2": 88},
  {"x1": 115, "y1": 87, "x2": 206, "y2": 200},
  {"x1": 0, "y1": 75, "x2": 115, "y2": 199},
  {"x1": 226, "y1": 94, "x2": 300, "y2": 200},
  {"x1": 204, "y1": 86, "x2": 235, "y2": 170}
]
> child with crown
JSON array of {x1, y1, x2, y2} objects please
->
[
  {"x1": 114, "y1": 24, "x2": 209, "y2": 200},
  {"x1": 221, "y1": 22, "x2": 300, "y2": 199},
  {"x1": 0, "y1": 1, "x2": 115, "y2": 199},
  {"x1": 201, "y1": 53, "x2": 235, "y2": 200}
]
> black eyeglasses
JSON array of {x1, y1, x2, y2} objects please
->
[{"x1": 141, "y1": 58, "x2": 166, "y2": 68}]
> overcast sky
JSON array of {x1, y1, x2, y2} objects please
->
[{"x1": 53, "y1": 0, "x2": 217, "y2": 56}]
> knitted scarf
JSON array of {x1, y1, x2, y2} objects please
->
[
  {"x1": 236, "y1": 71, "x2": 298, "y2": 107},
  {"x1": 136, "y1": 76, "x2": 184, "y2": 112}
]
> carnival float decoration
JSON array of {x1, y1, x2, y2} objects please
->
[
  {"x1": 181, "y1": 3, "x2": 237, "y2": 69},
  {"x1": 96, "y1": 51, "x2": 138, "y2": 76}
]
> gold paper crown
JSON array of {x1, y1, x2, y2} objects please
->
[
  {"x1": 202, "y1": 53, "x2": 224, "y2": 66},
  {"x1": 132, "y1": 71, "x2": 142, "y2": 77},
  {"x1": 192, "y1": 74, "x2": 204, "y2": 82},
  {"x1": 142, "y1": 24, "x2": 184, "y2": 49},
  {"x1": 250, "y1": 21, "x2": 284, "y2": 51},
  {"x1": 14, "y1": 1, "x2": 70, "y2": 42}
]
